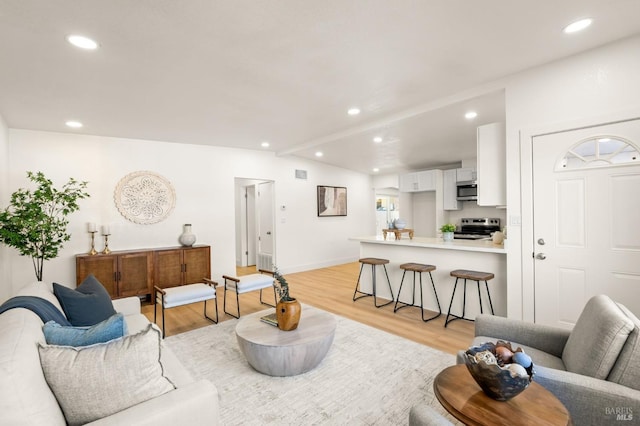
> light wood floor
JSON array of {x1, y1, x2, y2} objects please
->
[{"x1": 141, "y1": 262, "x2": 475, "y2": 355}]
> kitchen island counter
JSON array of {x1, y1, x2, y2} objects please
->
[
  {"x1": 351, "y1": 236, "x2": 507, "y2": 318},
  {"x1": 350, "y1": 236, "x2": 505, "y2": 254}
]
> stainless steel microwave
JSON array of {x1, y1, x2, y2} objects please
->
[{"x1": 456, "y1": 180, "x2": 478, "y2": 201}]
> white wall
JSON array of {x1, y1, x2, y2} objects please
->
[
  {"x1": 0, "y1": 114, "x2": 10, "y2": 302},
  {"x1": 5, "y1": 129, "x2": 373, "y2": 297},
  {"x1": 411, "y1": 191, "x2": 437, "y2": 237},
  {"x1": 505, "y1": 34, "x2": 640, "y2": 319}
]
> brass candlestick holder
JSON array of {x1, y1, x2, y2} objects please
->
[
  {"x1": 102, "y1": 234, "x2": 111, "y2": 254},
  {"x1": 88, "y1": 231, "x2": 98, "y2": 255}
]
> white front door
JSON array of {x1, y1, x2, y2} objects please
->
[{"x1": 532, "y1": 118, "x2": 640, "y2": 327}]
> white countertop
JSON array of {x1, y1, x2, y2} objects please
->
[{"x1": 350, "y1": 236, "x2": 506, "y2": 254}]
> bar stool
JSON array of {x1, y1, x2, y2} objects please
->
[
  {"x1": 353, "y1": 257, "x2": 394, "y2": 308},
  {"x1": 394, "y1": 263, "x2": 441, "y2": 322},
  {"x1": 444, "y1": 269, "x2": 495, "y2": 327}
]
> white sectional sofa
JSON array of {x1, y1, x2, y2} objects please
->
[{"x1": 0, "y1": 282, "x2": 219, "y2": 425}]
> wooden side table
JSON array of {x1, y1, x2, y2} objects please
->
[
  {"x1": 382, "y1": 228, "x2": 414, "y2": 240},
  {"x1": 434, "y1": 365, "x2": 571, "y2": 426}
]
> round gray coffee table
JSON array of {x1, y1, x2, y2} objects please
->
[{"x1": 235, "y1": 306, "x2": 337, "y2": 376}]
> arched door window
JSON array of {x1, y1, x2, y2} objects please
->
[{"x1": 556, "y1": 136, "x2": 639, "y2": 171}]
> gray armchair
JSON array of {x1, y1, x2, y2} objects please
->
[{"x1": 458, "y1": 295, "x2": 640, "y2": 425}]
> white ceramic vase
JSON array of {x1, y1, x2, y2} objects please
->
[
  {"x1": 443, "y1": 232, "x2": 454, "y2": 242},
  {"x1": 179, "y1": 224, "x2": 196, "y2": 247}
]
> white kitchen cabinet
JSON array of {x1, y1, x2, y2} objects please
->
[
  {"x1": 399, "y1": 173, "x2": 419, "y2": 192},
  {"x1": 456, "y1": 167, "x2": 476, "y2": 182},
  {"x1": 477, "y1": 122, "x2": 506, "y2": 206},
  {"x1": 443, "y1": 169, "x2": 461, "y2": 210},
  {"x1": 399, "y1": 170, "x2": 438, "y2": 192}
]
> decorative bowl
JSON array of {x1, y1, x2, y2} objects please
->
[
  {"x1": 464, "y1": 341, "x2": 535, "y2": 401},
  {"x1": 393, "y1": 218, "x2": 407, "y2": 230}
]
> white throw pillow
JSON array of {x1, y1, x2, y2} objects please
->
[{"x1": 38, "y1": 324, "x2": 175, "y2": 425}]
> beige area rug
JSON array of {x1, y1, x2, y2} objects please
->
[{"x1": 165, "y1": 309, "x2": 460, "y2": 425}]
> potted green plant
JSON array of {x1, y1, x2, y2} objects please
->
[
  {"x1": 273, "y1": 268, "x2": 301, "y2": 331},
  {"x1": 0, "y1": 171, "x2": 90, "y2": 281},
  {"x1": 440, "y1": 223, "x2": 456, "y2": 242}
]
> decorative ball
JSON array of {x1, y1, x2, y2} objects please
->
[
  {"x1": 512, "y1": 352, "x2": 533, "y2": 368},
  {"x1": 464, "y1": 341, "x2": 535, "y2": 401},
  {"x1": 495, "y1": 345, "x2": 513, "y2": 363},
  {"x1": 505, "y1": 363, "x2": 528, "y2": 378}
]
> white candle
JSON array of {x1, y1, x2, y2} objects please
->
[
  {"x1": 88, "y1": 222, "x2": 96, "y2": 232},
  {"x1": 101, "y1": 225, "x2": 110, "y2": 235}
]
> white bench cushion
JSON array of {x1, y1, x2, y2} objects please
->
[
  {"x1": 158, "y1": 284, "x2": 216, "y2": 309},
  {"x1": 226, "y1": 274, "x2": 273, "y2": 294}
]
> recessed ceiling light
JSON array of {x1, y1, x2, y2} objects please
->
[
  {"x1": 465, "y1": 111, "x2": 478, "y2": 120},
  {"x1": 261, "y1": 141, "x2": 270, "y2": 148},
  {"x1": 563, "y1": 18, "x2": 592, "y2": 34},
  {"x1": 373, "y1": 136, "x2": 383, "y2": 143},
  {"x1": 315, "y1": 151, "x2": 323, "y2": 157},
  {"x1": 373, "y1": 168, "x2": 380, "y2": 173},
  {"x1": 65, "y1": 120, "x2": 83, "y2": 128},
  {"x1": 347, "y1": 107, "x2": 361, "y2": 116},
  {"x1": 66, "y1": 35, "x2": 99, "y2": 50}
]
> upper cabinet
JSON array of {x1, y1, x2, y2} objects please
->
[
  {"x1": 399, "y1": 170, "x2": 440, "y2": 192},
  {"x1": 456, "y1": 167, "x2": 476, "y2": 182},
  {"x1": 477, "y1": 122, "x2": 506, "y2": 206}
]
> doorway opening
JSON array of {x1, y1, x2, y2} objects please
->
[
  {"x1": 234, "y1": 178, "x2": 276, "y2": 271},
  {"x1": 375, "y1": 190, "x2": 400, "y2": 237}
]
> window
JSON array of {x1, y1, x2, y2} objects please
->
[{"x1": 557, "y1": 136, "x2": 639, "y2": 170}]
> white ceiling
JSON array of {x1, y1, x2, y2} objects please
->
[{"x1": 1, "y1": 1, "x2": 639, "y2": 175}]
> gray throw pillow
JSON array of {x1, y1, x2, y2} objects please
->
[
  {"x1": 38, "y1": 324, "x2": 175, "y2": 425},
  {"x1": 53, "y1": 274, "x2": 116, "y2": 326},
  {"x1": 606, "y1": 303, "x2": 640, "y2": 390},
  {"x1": 562, "y1": 294, "x2": 634, "y2": 379},
  {"x1": 43, "y1": 313, "x2": 127, "y2": 347}
]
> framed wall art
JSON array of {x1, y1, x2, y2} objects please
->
[{"x1": 317, "y1": 185, "x2": 347, "y2": 217}]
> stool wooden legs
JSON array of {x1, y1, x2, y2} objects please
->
[
  {"x1": 394, "y1": 270, "x2": 441, "y2": 322},
  {"x1": 444, "y1": 278, "x2": 495, "y2": 327},
  {"x1": 353, "y1": 263, "x2": 394, "y2": 308}
]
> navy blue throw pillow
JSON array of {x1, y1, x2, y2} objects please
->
[{"x1": 53, "y1": 275, "x2": 116, "y2": 326}]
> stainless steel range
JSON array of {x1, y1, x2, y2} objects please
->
[{"x1": 453, "y1": 218, "x2": 501, "y2": 240}]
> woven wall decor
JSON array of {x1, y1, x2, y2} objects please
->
[{"x1": 114, "y1": 171, "x2": 176, "y2": 224}]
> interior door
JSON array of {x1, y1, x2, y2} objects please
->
[
  {"x1": 246, "y1": 186, "x2": 256, "y2": 267},
  {"x1": 532, "y1": 119, "x2": 640, "y2": 327},
  {"x1": 256, "y1": 181, "x2": 275, "y2": 271}
]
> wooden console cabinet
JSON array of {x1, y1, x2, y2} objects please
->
[
  {"x1": 76, "y1": 245, "x2": 210, "y2": 299},
  {"x1": 154, "y1": 245, "x2": 211, "y2": 289}
]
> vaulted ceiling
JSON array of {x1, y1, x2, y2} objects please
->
[{"x1": 1, "y1": 1, "x2": 639, "y2": 174}]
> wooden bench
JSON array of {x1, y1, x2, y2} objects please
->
[
  {"x1": 222, "y1": 270, "x2": 276, "y2": 318},
  {"x1": 154, "y1": 279, "x2": 218, "y2": 337}
]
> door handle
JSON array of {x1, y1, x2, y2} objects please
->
[
  {"x1": 266, "y1": 231, "x2": 272, "y2": 235},
  {"x1": 535, "y1": 253, "x2": 547, "y2": 260}
]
